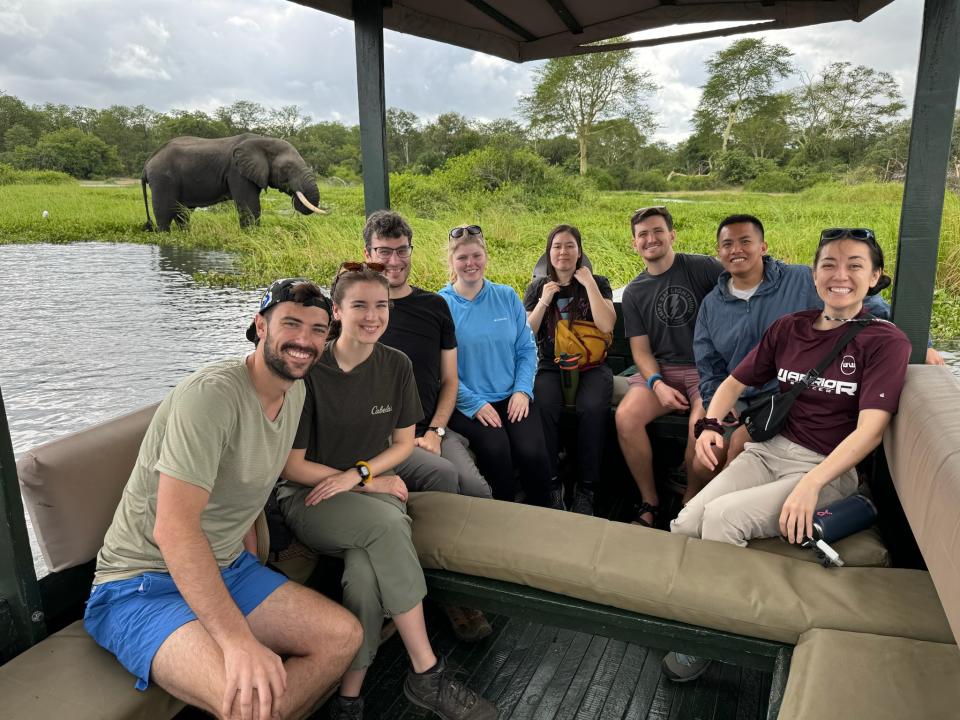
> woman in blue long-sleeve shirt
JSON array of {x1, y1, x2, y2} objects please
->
[{"x1": 439, "y1": 225, "x2": 558, "y2": 507}]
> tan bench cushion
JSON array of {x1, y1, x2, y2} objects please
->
[
  {"x1": 0, "y1": 621, "x2": 183, "y2": 720},
  {"x1": 884, "y1": 365, "x2": 960, "y2": 646},
  {"x1": 747, "y1": 526, "x2": 889, "y2": 567},
  {"x1": 17, "y1": 404, "x2": 159, "y2": 573},
  {"x1": 779, "y1": 628, "x2": 960, "y2": 720},
  {"x1": 408, "y1": 492, "x2": 953, "y2": 645}
]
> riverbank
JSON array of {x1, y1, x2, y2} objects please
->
[{"x1": 2, "y1": 181, "x2": 959, "y2": 336}]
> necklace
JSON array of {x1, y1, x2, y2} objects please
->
[{"x1": 822, "y1": 313, "x2": 851, "y2": 322}]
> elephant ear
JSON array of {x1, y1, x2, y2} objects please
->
[{"x1": 233, "y1": 141, "x2": 269, "y2": 189}]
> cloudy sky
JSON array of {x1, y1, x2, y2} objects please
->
[{"x1": 0, "y1": 0, "x2": 930, "y2": 143}]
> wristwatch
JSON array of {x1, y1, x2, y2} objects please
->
[
  {"x1": 354, "y1": 461, "x2": 372, "y2": 487},
  {"x1": 426, "y1": 426, "x2": 446, "y2": 438}
]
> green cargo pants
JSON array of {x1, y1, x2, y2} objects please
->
[{"x1": 279, "y1": 489, "x2": 427, "y2": 670}]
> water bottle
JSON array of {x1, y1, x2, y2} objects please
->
[
  {"x1": 556, "y1": 353, "x2": 581, "y2": 408},
  {"x1": 797, "y1": 494, "x2": 878, "y2": 567}
]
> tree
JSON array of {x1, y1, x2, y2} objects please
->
[
  {"x1": 385, "y1": 107, "x2": 420, "y2": 169},
  {"x1": 215, "y1": 100, "x2": 268, "y2": 134},
  {"x1": 789, "y1": 62, "x2": 906, "y2": 162},
  {"x1": 731, "y1": 93, "x2": 792, "y2": 161},
  {"x1": 417, "y1": 113, "x2": 481, "y2": 169},
  {"x1": 518, "y1": 38, "x2": 657, "y2": 175},
  {"x1": 266, "y1": 105, "x2": 311, "y2": 139},
  {"x1": 20, "y1": 127, "x2": 120, "y2": 178},
  {"x1": 695, "y1": 38, "x2": 794, "y2": 154}
]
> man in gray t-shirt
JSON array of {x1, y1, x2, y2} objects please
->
[
  {"x1": 85, "y1": 279, "x2": 361, "y2": 720},
  {"x1": 614, "y1": 207, "x2": 722, "y2": 527}
]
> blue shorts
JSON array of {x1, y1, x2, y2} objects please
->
[{"x1": 84, "y1": 551, "x2": 287, "y2": 690}]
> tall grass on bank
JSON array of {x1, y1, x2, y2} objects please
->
[{"x1": 2, "y1": 181, "x2": 959, "y2": 336}]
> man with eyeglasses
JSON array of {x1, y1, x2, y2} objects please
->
[{"x1": 615, "y1": 206, "x2": 723, "y2": 527}]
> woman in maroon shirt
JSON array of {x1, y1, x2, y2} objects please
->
[{"x1": 663, "y1": 228, "x2": 912, "y2": 682}]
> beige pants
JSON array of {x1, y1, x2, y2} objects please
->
[{"x1": 670, "y1": 434, "x2": 858, "y2": 546}]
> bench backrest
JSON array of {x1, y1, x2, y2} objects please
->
[
  {"x1": 17, "y1": 404, "x2": 158, "y2": 573},
  {"x1": 884, "y1": 365, "x2": 960, "y2": 645}
]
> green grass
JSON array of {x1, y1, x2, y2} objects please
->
[{"x1": 2, "y1": 180, "x2": 959, "y2": 336}]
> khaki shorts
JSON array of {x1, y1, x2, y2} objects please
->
[{"x1": 627, "y1": 363, "x2": 701, "y2": 404}]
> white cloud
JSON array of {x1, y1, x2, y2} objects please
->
[
  {"x1": 0, "y1": 1, "x2": 40, "y2": 38},
  {"x1": 142, "y1": 16, "x2": 169, "y2": 42},
  {"x1": 107, "y1": 44, "x2": 171, "y2": 80},
  {"x1": 226, "y1": 16, "x2": 261, "y2": 32}
]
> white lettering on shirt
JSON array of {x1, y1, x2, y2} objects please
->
[
  {"x1": 370, "y1": 405, "x2": 393, "y2": 415},
  {"x1": 777, "y1": 368, "x2": 858, "y2": 396}
]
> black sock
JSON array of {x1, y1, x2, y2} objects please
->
[
  {"x1": 337, "y1": 695, "x2": 361, "y2": 703},
  {"x1": 415, "y1": 660, "x2": 441, "y2": 675}
]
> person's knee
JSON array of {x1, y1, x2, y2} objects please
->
[
  {"x1": 424, "y1": 463, "x2": 459, "y2": 494},
  {"x1": 615, "y1": 392, "x2": 656, "y2": 434},
  {"x1": 700, "y1": 500, "x2": 748, "y2": 546},
  {"x1": 670, "y1": 503, "x2": 704, "y2": 538}
]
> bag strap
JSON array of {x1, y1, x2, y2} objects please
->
[{"x1": 786, "y1": 317, "x2": 875, "y2": 398}]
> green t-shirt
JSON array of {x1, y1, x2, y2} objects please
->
[
  {"x1": 280, "y1": 342, "x2": 422, "y2": 498},
  {"x1": 94, "y1": 358, "x2": 306, "y2": 583}
]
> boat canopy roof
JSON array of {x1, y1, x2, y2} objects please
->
[{"x1": 290, "y1": 0, "x2": 896, "y2": 61}]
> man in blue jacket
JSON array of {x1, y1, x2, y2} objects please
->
[{"x1": 693, "y1": 214, "x2": 942, "y2": 471}]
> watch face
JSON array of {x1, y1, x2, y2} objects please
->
[
  {"x1": 356, "y1": 464, "x2": 371, "y2": 480},
  {"x1": 436, "y1": 427, "x2": 446, "y2": 437}
]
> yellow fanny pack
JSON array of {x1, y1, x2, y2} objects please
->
[{"x1": 554, "y1": 319, "x2": 612, "y2": 370}]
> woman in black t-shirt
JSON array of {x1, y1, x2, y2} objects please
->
[{"x1": 523, "y1": 225, "x2": 616, "y2": 515}]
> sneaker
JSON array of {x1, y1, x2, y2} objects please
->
[
  {"x1": 404, "y1": 657, "x2": 498, "y2": 720},
  {"x1": 661, "y1": 652, "x2": 712, "y2": 683},
  {"x1": 548, "y1": 483, "x2": 565, "y2": 510},
  {"x1": 570, "y1": 489, "x2": 594, "y2": 516},
  {"x1": 329, "y1": 695, "x2": 364, "y2": 720},
  {"x1": 443, "y1": 605, "x2": 493, "y2": 643}
]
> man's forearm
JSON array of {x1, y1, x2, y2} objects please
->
[
  {"x1": 631, "y1": 349, "x2": 660, "y2": 382},
  {"x1": 429, "y1": 378, "x2": 457, "y2": 429},
  {"x1": 156, "y1": 522, "x2": 252, "y2": 648}
]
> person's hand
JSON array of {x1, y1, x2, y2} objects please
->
[
  {"x1": 723, "y1": 406, "x2": 740, "y2": 425},
  {"x1": 694, "y1": 429, "x2": 724, "y2": 471},
  {"x1": 652, "y1": 380, "x2": 689, "y2": 411},
  {"x1": 304, "y1": 470, "x2": 359, "y2": 505},
  {"x1": 361, "y1": 473, "x2": 408, "y2": 502},
  {"x1": 414, "y1": 431, "x2": 442, "y2": 455},
  {"x1": 926, "y1": 347, "x2": 946, "y2": 366},
  {"x1": 507, "y1": 392, "x2": 529, "y2": 423},
  {"x1": 474, "y1": 403, "x2": 502, "y2": 427},
  {"x1": 540, "y1": 281, "x2": 561, "y2": 306},
  {"x1": 779, "y1": 477, "x2": 821, "y2": 544},
  {"x1": 573, "y1": 266, "x2": 596, "y2": 289},
  {"x1": 221, "y1": 635, "x2": 287, "y2": 720}
]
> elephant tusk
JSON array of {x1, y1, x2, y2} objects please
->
[{"x1": 296, "y1": 191, "x2": 328, "y2": 215}]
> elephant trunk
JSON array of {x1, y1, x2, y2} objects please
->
[{"x1": 292, "y1": 172, "x2": 326, "y2": 215}]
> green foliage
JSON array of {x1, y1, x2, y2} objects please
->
[
  {"x1": 666, "y1": 174, "x2": 725, "y2": 191},
  {"x1": 744, "y1": 170, "x2": 799, "y2": 193},
  {"x1": 0, "y1": 163, "x2": 75, "y2": 185},
  {"x1": 628, "y1": 170, "x2": 669, "y2": 192},
  {"x1": 14, "y1": 128, "x2": 121, "y2": 179}
]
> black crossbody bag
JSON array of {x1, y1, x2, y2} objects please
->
[{"x1": 740, "y1": 318, "x2": 874, "y2": 442}]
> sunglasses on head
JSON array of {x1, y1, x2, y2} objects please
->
[
  {"x1": 337, "y1": 261, "x2": 386, "y2": 274},
  {"x1": 819, "y1": 228, "x2": 877, "y2": 244},
  {"x1": 449, "y1": 225, "x2": 483, "y2": 239}
]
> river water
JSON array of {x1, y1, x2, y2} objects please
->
[{"x1": 2, "y1": 242, "x2": 959, "y2": 578}]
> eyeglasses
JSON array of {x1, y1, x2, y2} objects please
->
[
  {"x1": 369, "y1": 245, "x2": 413, "y2": 260},
  {"x1": 819, "y1": 228, "x2": 877, "y2": 243},
  {"x1": 449, "y1": 225, "x2": 483, "y2": 239},
  {"x1": 336, "y1": 261, "x2": 386, "y2": 274}
]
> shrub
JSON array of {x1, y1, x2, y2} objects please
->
[
  {"x1": 628, "y1": 169, "x2": 668, "y2": 192},
  {"x1": 667, "y1": 174, "x2": 725, "y2": 191},
  {"x1": 0, "y1": 163, "x2": 76, "y2": 185},
  {"x1": 745, "y1": 170, "x2": 799, "y2": 193}
]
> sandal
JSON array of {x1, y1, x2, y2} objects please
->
[{"x1": 631, "y1": 501, "x2": 660, "y2": 528}]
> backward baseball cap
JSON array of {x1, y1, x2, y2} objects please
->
[{"x1": 246, "y1": 277, "x2": 331, "y2": 344}]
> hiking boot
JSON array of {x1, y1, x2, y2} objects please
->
[
  {"x1": 661, "y1": 652, "x2": 712, "y2": 683},
  {"x1": 443, "y1": 605, "x2": 493, "y2": 643},
  {"x1": 329, "y1": 695, "x2": 364, "y2": 720},
  {"x1": 404, "y1": 657, "x2": 498, "y2": 720},
  {"x1": 570, "y1": 489, "x2": 594, "y2": 516},
  {"x1": 548, "y1": 482, "x2": 565, "y2": 510}
]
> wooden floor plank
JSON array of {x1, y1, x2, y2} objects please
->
[
  {"x1": 600, "y1": 643, "x2": 649, "y2": 720},
  {"x1": 574, "y1": 638, "x2": 628, "y2": 719},
  {"x1": 711, "y1": 661, "x2": 744, "y2": 720},
  {"x1": 735, "y1": 667, "x2": 766, "y2": 720},
  {"x1": 668, "y1": 660, "x2": 724, "y2": 720},
  {"x1": 510, "y1": 628, "x2": 577, "y2": 720},
  {"x1": 497, "y1": 624, "x2": 564, "y2": 717},
  {"x1": 531, "y1": 631, "x2": 594, "y2": 720},
  {"x1": 552, "y1": 635, "x2": 610, "y2": 720},
  {"x1": 621, "y1": 644, "x2": 668, "y2": 720},
  {"x1": 485, "y1": 619, "x2": 545, "y2": 705}
]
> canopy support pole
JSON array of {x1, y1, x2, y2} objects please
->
[
  {"x1": 354, "y1": 0, "x2": 390, "y2": 216},
  {"x1": 892, "y1": 0, "x2": 960, "y2": 362},
  {"x1": 0, "y1": 387, "x2": 46, "y2": 660}
]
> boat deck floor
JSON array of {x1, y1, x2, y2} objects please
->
[{"x1": 310, "y1": 603, "x2": 772, "y2": 720}]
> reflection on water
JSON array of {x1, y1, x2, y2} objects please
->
[
  {"x1": 0, "y1": 242, "x2": 259, "y2": 577},
  {"x1": 2, "y1": 243, "x2": 257, "y2": 452}
]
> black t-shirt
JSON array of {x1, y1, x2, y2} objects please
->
[
  {"x1": 621, "y1": 253, "x2": 722, "y2": 365},
  {"x1": 292, "y1": 342, "x2": 423, "y2": 473},
  {"x1": 522, "y1": 274, "x2": 613, "y2": 369},
  {"x1": 378, "y1": 287, "x2": 457, "y2": 434}
]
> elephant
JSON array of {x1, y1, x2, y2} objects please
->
[{"x1": 141, "y1": 133, "x2": 325, "y2": 231}]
